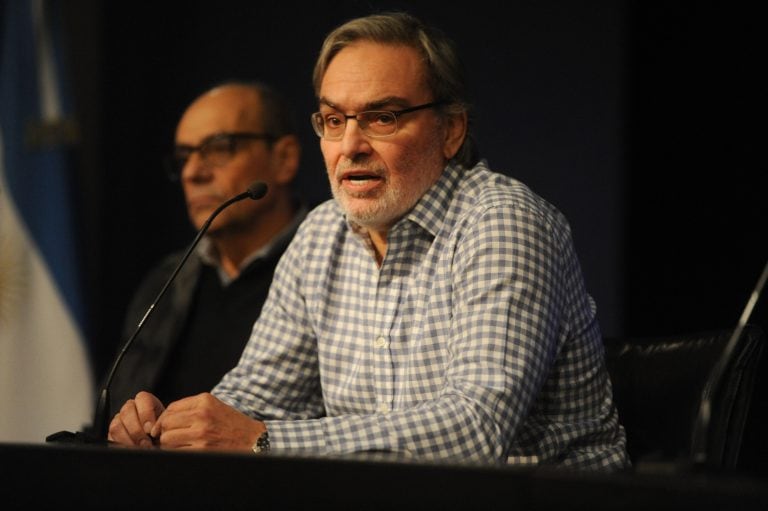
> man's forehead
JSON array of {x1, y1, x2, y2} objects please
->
[{"x1": 319, "y1": 43, "x2": 430, "y2": 109}]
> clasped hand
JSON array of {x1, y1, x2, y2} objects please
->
[{"x1": 108, "y1": 391, "x2": 265, "y2": 452}]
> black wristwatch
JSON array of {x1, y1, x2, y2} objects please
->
[{"x1": 252, "y1": 430, "x2": 270, "y2": 454}]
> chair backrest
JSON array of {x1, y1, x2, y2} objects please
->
[{"x1": 603, "y1": 324, "x2": 765, "y2": 470}]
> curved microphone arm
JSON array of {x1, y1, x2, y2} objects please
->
[{"x1": 90, "y1": 181, "x2": 268, "y2": 440}]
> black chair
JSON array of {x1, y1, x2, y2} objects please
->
[{"x1": 603, "y1": 324, "x2": 765, "y2": 471}]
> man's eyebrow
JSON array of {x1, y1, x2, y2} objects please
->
[
  {"x1": 318, "y1": 96, "x2": 408, "y2": 111},
  {"x1": 318, "y1": 98, "x2": 337, "y2": 110},
  {"x1": 174, "y1": 132, "x2": 228, "y2": 148},
  {"x1": 366, "y1": 97, "x2": 409, "y2": 110}
]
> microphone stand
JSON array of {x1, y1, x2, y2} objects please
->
[{"x1": 46, "y1": 182, "x2": 268, "y2": 444}]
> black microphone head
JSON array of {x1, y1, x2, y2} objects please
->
[{"x1": 247, "y1": 181, "x2": 268, "y2": 200}]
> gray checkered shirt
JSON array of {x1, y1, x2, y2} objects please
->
[{"x1": 213, "y1": 160, "x2": 629, "y2": 470}]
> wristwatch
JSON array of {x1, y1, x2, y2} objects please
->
[{"x1": 252, "y1": 429, "x2": 270, "y2": 454}]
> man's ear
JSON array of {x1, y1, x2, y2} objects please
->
[
  {"x1": 270, "y1": 135, "x2": 301, "y2": 184},
  {"x1": 442, "y1": 111, "x2": 467, "y2": 160}
]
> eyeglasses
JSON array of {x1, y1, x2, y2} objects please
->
[
  {"x1": 165, "y1": 131, "x2": 276, "y2": 181},
  {"x1": 310, "y1": 101, "x2": 444, "y2": 140}
]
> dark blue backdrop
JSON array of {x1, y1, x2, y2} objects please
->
[{"x1": 60, "y1": 1, "x2": 765, "y2": 394}]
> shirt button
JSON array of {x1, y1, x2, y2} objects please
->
[
  {"x1": 374, "y1": 336, "x2": 388, "y2": 348},
  {"x1": 377, "y1": 403, "x2": 390, "y2": 413}
]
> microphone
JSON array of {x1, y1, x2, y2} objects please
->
[
  {"x1": 46, "y1": 181, "x2": 269, "y2": 444},
  {"x1": 690, "y1": 257, "x2": 768, "y2": 467}
]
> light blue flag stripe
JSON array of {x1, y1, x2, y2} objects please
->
[{"x1": 0, "y1": 0, "x2": 87, "y2": 336}]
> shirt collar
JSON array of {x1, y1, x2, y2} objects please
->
[
  {"x1": 398, "y1": 161, "x2": 465, "y2": 237},
  {"x1": 197, "y1": 204, "x2": 308, "y2": 285}
]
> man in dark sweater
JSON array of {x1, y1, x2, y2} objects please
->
[{"x1": 106, "y1": 81, "x2": 306, "y2": 414}]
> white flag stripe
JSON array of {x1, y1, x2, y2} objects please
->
[{"x1": 0, "y1": 138, "x2": 93, "y2": 441}]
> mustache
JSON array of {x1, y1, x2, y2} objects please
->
[{"x1": 333, "y1": 157, "x2": 385, "y2": 176}]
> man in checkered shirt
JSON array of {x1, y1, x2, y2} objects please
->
[{"x1": 110, "y1": 12, "x2": 629, "y2": 471}]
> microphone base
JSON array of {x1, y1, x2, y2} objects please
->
[{"x1": 46, "y1": 430, "x2": 108, "y2": 446}]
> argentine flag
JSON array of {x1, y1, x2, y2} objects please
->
[{"x1": 1, "y1": 0, "x2": 94, "y2": 441}]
